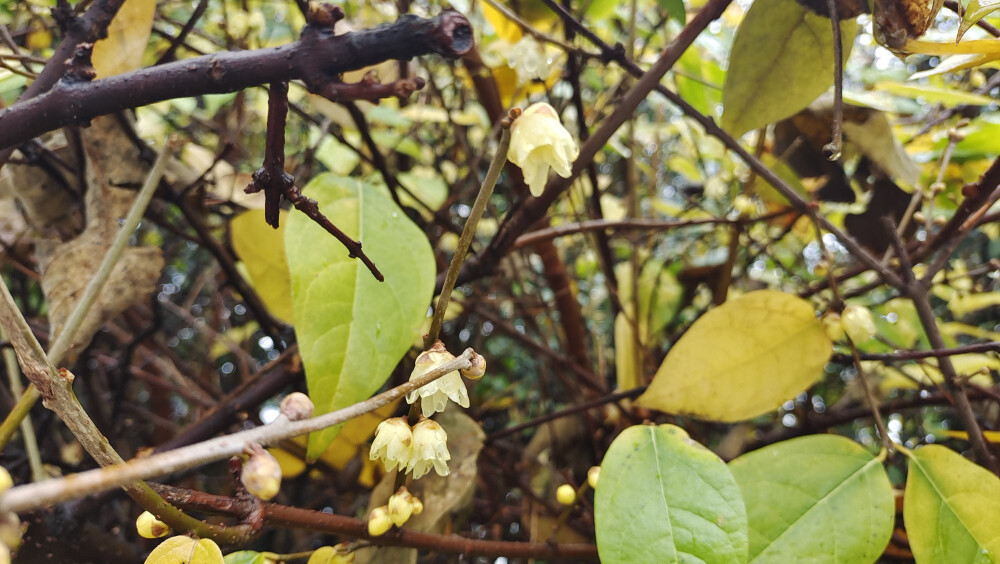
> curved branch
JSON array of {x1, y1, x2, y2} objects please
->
[{"x1": 0, "y1": 11, "x2": 473, "y2": 155}]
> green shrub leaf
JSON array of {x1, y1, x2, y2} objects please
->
[
  {"x1": 286, "y1": 175, "x2": 435, "y2": 459},
  {"x1": 905, "y1": 444, "x2": 1000, "y2": 562},
  {"x1": 595, "y1": 424, "x2": 748, "y2": 564},
  {"x1": 721, "y1": 0, "x2": 856, "y2": 136},
  {"x1": 729, "y1": 435, "x2": 894, "y2": 563}
]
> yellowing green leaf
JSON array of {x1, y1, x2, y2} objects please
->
[
  {"x1": 144, "y1": 536, "x2": 224, "y2": 564},
  {"x1": 285, "y1": 175, "x2": 434, "y2": 459},
  {"x1": 230, "y1": 210, "x2": 294, "y2": 324},
  {"x1": 92, "y1": 0, "x2": 156, "y2": 78},
  {"x1": 729, "y1": 435, "x2": 894, "y2": 563},
  {"x1": 595, "y1": 424, "x2": 748, "y2": 564},
  {"x1": 222, "y1": 551, "x2": 267, "y2": 564},
  {"x1": 637, "y1": 290, "x2": 831, "y2": 421},
  {"x1": 614, "y1": 312, "x2": 643, "y2": 391},
  {"x1": 875, "y1": 81, "x2": 998, "y2": 107},
  {"x1": 959, "y1": 0, "x2": 1000, "y2": 42},
  {"x1": 904, "y1": 445, "x2": 1000, "y2": 563},
  {"x1": 721, "y1": 0, "x2": 856, "y2": 136}
]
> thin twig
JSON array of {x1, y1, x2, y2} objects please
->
[{"x1": 0, "y1": 349, "x2": 476, "y2": 514}]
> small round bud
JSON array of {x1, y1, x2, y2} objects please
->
[
  {"x1": 241, "y1": 444, "x2": 282, "y2": 500},
  {"x1": 387, "y1": 487, "x2": 420, "y2": 527},
  {"x1": 368, "y1": 506, "x2": 392, "y2": 537},
  {"x1": 732, "y1": 194, "x2": 757, "y2": 218},
  {"x1": 411, "y1": 496, "x2": 424, "y2": 515},
  {"x1": 556, "y1": 484, "x2": 576, "y2": 506},
  {"x1": 841, "y1": 305, "x2": 877, "y2": 343},
  {"x1": 587, "y1": 466, "x2": 600, "y2": 489},
  {"x1": 136, "y1": 511, "x2": 171, "y2": 539},
  {"x1": 0, "y1": 467, "x2": 11, "y2": 494},
  {"x1": 279, "y1": 392, "x2": 314, "y2": 421},
  {"x1": 821, "y1": 313, "x2": 844, "y2": 342},
  {"x1": 310, "y1": 545, "x2": 355, "y2": 564},
  {"x1": 461, "y1": 353, "x2": 486, "y2": 380},
  {"x1": 812, "y1": 260, "x2": 829, "y2": 278}
]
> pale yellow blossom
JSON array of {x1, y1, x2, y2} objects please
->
[{"x1": 508, "y1": 103, "x2": 579, "y2": 197}]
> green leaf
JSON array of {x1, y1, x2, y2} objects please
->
[
  {"x1": 721, "y1": 0, "x2": 856, "y2": 136},
  {"x1": 223, "y1": 551, "x2": 267, "y2": 564},
  {"x1": 230, "y1": 210, "x2": 294, "y2": 324},
  {"x1": 595, "y1": 424, "x2": 748, "y2": 564},
  {"x1": 905, "y1": 444, "x2": 1000, "y2": 562},
  {"x1": 729, "y1": 435, "x2": 894, "y2": 563},
  {"x1": 286, "y1": 174, "x2": 435, "y2": 459},
  {"x1": 636, "y1": 290, "x2": 832, "y2": 421},
  {"x1": 657, "y1": 0, "x2": 686, "y2": 23},
  {"x1": 144, "y1": 536, "x2": 224, "y2": 564},
  {"x1": 958, "y1": 0, "x2": 1000, "y2": 41}
]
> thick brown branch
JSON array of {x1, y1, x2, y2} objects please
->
[
  {"x1": 153, "y1": 485, "x2": 599, "y2": 561},
  {"x1": 0, "y1": 11, "x2": 473, "y2": 154}
]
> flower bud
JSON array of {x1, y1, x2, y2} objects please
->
[
  {"x1": 461, "y1": 352, "x2": 486, "y2": 381},
  {"x1": 279, "y1": 392, "x2": 314, "y2": 421},
  {"x1": 556, "y1": 484, "x2": 576, "y2": 506},
  {"x1": 411, "y1": 496, "x2": 424, "y2": 515},
  {"x1": 508, "y1": 103, "x2": 579, "y2": 197},
  {"x1": 309, "y1": 545, "x2": 355, "y2": 564},
  {"x1": 369, "y1": 417, "x2": 413, "y2": 472},
  {"x1": 387, "y1": 487, "x2": 421, "y2": 527},
  {"x1": 587, "y1": 466, "x2": 600, "y2": 489},
  {"x1": 241, "y1": 444, "x2": 282, "y2": 500},
  {"x1": 368, "y1": 506, "x2": 392, "y2": 537},
  {"x1": 406, "y1": 341, "x2": 469, "y2": 417},
  {"x1": 841, "y1": 305, "x2": 877, "y2": 343},
  {"x1": 407, "y1": 418, "x2": 451, "y2": 479},
  {"x1": 732, "y1": 194, "x2": 757, "y2": 218},
  {"x1": 0, "y1": 467, "x2": 11, "y2": 494},
  {"x1": 821, "y1": 313, "x2": 844, "y2": 342},
  {"x1": 136, "y1": 511, "x2": 171, "y2": 539}
]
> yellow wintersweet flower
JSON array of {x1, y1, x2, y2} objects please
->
[{"x1": 508, "y1": 103, "x2": 579, "y2": 197}]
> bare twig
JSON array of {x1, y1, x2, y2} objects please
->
[{"x1": 0, "y1": 349, "x2": 476, "y2": 514}]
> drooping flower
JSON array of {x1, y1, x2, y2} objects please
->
[
  {"x1": 369, "y1": 417, "x2": 413, "y2": 472},
  {"x1": 407, "y1": 418, "x2": 451, "y2": 479},
  {"x1": 406, "y1": 340, "x2": 469, "y2": 417},
  {"x1": 508, "y1": 103, "x2": 579, "y2": 197}
]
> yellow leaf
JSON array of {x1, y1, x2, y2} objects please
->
[
  {"x1": 940, "y1": 430, "x2": 1000, "y2": 444},
  {"x1": 230, "y1": 210, "x2": 294, "y2": 324},
  {"x1": 949, "y1": 292, "x2": 1000, "y2": 318},
  {"x1": 92, "y1": 0, "x2": 156, "y2": 78},
  {"x1": 637, "y1": 290, "x2": 831, "y2": 421},
  {"x1": 144, "y1": 536, "x2": 224, "y2": 564},
  {"x1": 614, "y1": 312, "x2": 643, "y2": 391},
  {"x1": 268, "y1": 447, "x2": 307, "y2": 478}
]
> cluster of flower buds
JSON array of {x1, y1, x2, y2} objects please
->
[
  {"x1": 507, "y1": 103, "x2": 579, "y2": 197},
  {"x1": 368, "y1": 487, "x2": 424, "y2": 536},
  {"x1": 370, "y1": 417, "x2": 451, "y2": 479},
  {"x1": 241, "y1": 443, "x2": 283, "y2": 500}
]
